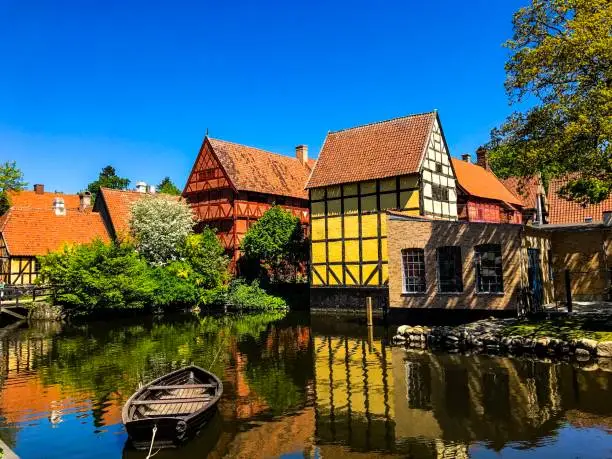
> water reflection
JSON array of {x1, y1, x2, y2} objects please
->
[{"x1": 0, "y1": 313, "x2": 609, "y2": 458}]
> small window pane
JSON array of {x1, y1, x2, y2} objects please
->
[
  {"x1": 402, "y1": 249, "x2": 426, "y2": 293},
  {"x1": 437, "y1": 246, "x2": 463, "y2": 293},
  {"x1": 475, "y1": 244, "x2": 503, "y2": 293},
  {"x1": 432, "y1": 184, "x2": 449, "y2": 201}
]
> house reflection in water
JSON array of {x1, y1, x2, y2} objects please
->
[{"x1": 311, "y1": 320, "x2": 612, "y2": 458}]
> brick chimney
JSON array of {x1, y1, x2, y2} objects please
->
[
  {"x1": 34, "y1": 184, "x2": 45, "y2": 195},
  {"x1": 476, "y1": 146, "x2": 490, "y2": 170},
  {"x1": 461, "y1": 154, "x2": 471, "y2": 163},
  {"x1": 79, "y1": 191, "x2": 91, "y2": 211},
  {"x1": 295, "y1": 145, "x2": 308, "y2": 165}
]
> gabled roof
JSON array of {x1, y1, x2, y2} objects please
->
[
  {"x1": 7, "y1": 190, "x2": 81, "y2": 210},
  {"x1": 205, "y1": 138, "x2": 312, "y2": 200},
  {"x1": 547, "y1": 177, "x2": 612, "y2": 224},
  {"x1": 500, "y1": 176, "x2": 543, "y2": 209},
  {"x1": 0, "y1": 207, "x2": 110, "y2": 256},
  {"x1": 96, "y1": 188, "x2": 180, "y2": 239},
  {"x1": 306, "y1": 112, "x2": 436, "y2": 188},
  {"x1": 451, "y1": 159, "x2": 523, "y2": 206}
]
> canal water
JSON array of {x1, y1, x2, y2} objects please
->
[{"x1": 0, "y1": 312, "x2": 610, "y2": 459}]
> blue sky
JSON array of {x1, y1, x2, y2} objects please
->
[{"x1": 1, "y1": 0, "x2": 526, "y2": 193}]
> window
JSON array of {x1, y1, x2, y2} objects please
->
[
  {"x1": 437, "y1": 246, "x2": 463, "y2": 293},
  {"x1": 432, "y1": 184, "x2": 449, "y2": 201},
  {"x1": 402, "y1": 248, "x2": 426, "y2": 293},
  {"x1": 475, "y1": 244, "x2": 503, "y2": 293},
  {"x1": 435, "y1": 163, "x2": 443, "y2": 174}
]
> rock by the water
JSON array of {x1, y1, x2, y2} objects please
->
[{"x1": 596, "y1": 341, "x2": 612, "y2": 358}]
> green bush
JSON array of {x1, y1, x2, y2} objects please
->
[
  {"x1": 150, "y1": 261, "x2": 200, "y2": 309},
  {"x1": 181, "y1": 230, "x2": 229, "y2": 289},
  {"x1": 39, "y1": 240, "x2": 156, "y2": 316},
  {"x1": 227, "y1": 280, "x2": 288, "y2": 311}
]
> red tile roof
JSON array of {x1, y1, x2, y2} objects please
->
[
  {"x1": 547, "y1": 177, "x2": 612, "y2": 224},
  {"x1": 306, "y1": 112, "x2": 436, "y2": 188},
  {"x1": 0, "y1": 207, "x2": 110, "y2": 256},
  {"x1": 500, "y1": 176, "x2": 542, "y2": 209},
  {"x1": 97, "y1": 188, "x2": 180, "y2": 238},
  {"x1": 208, "y1": 138, "x2": 312, "y2": 200},
  {"x1": 451, "y1": 159, "x2": 523, "y2": 206},
  {"x1": 7, "y1": 190, "x2": 81, "y2": 210}
]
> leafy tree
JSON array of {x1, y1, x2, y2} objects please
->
[
  {"x1": 181, "y1": 230, "x2": 229, "y2": 290},
  {"x1": 38, "y1": 240, "x2": 156, "y2": 317},
  {"x1": 241, "y1": 206, "x2": 307, "y2": 282},
  {"x1": 488, "y1": 0, "x2": 612, "y2": 204},
  {"x1": 129, "y1": 196, "x2": 194, "y2": 264},
  {"x1": 0, "y1": 160, "x2": 27, "y2": 214},
  {"x1": 157, "y1": 176, "x2": 182, "y2": 195},
  {"x1": 86, "y1": 165, "x2": 130, "y2": 202}
]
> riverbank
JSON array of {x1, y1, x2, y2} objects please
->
[{"x1": 393, "y1": 314, "x2": 612, "y2": 359}]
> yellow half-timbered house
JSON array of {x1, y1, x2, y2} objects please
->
[{"x1": 306, "y1": 111, "x2": 457, "y2": 305}]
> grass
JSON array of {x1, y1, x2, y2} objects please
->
[{"x1": 502, "y1": 315, "x2": 612, "y2": 342}]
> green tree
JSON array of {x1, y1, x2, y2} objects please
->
[
  {"x1": 86, "y1": 165, "x2": 130, "y2": 203},
  {"x1": 38, "y1": 240, "x2": 156, "y2": 317},
  {"x1": 129, "y1": 196, "x2": 194, "y2": 264},
  {"x1": 488, "y1": 0, "x2": 612, "y2": 204},
  {"x1": 181, "y1": 230, "x2": 229, "y2": 290},
  {"x1": 241, "y1": 206, "x2": 307, "y2": 282},
  {"x1": 157, "y1": 176, "x2": 182, "y2": 195},
  {"x1": 0, "y1": 160, "x2": 28, "y2": 214}
]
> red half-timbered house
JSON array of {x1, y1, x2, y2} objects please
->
[{"x1": 183, "y1": 137, "x2": 314, "y2": 264}]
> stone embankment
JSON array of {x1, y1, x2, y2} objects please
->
[{"x1": 393, "y1": 318, "x2": 612, "y2": 359}]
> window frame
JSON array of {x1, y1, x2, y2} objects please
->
[
  {"x1": 436, "y1": 246, "x2": 463, "y2": 293},
  {"x1": 401, "y1": 248, "x2": 426, "y2": 294},
  {"x1": 474, "y1": 244, "x2": 504, "y2": 294},
  {"x1": 431, "y1": 184, "x2": 449, "y2": 202}
]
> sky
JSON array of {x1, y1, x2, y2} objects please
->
[{"x1": 0, "y1": 0, "x2": 528, "y2": 193}]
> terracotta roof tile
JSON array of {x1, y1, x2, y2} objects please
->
[
  {"x1": 0, "y1": 207, "x2": 110, "y2": 256},
  {"x1": 208, "y1": 138, "x2": 312, "y2": 199},
  {"x1": 306, "y1": 112, "x2": 436, "y2": 188},
  {"x1": 451, "y1": 159, "x2": 523, "y2": 206},
  {"x1": 7, "y1": 190, "x2": 81, "y2": 210},
  {"x1": 500, "y1": 176, "x2": 542, "y2": 209},
  {"x1": 547, "y1": 177, "x2": 612, "y2": 224},
  {"x1": 98, "y1": 188, "x2": 180, "y2": 238}
]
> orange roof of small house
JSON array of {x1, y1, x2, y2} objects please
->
[
  {"x1": 0, "y1": 207, "x2": 110, "y2": 256},
  {"x1": 7, "y1": 190, "x2": 81, "y2": 210},
  {"x1": 547, "y1": 177, "x2": 612, "y2": 224},
  {"x1": 206, "y1": 138, "x2": 313, "y2": 200},
  {"x1": 306, "y1": 112, "x2": 436, "y2": 188},
  {"x1": 451, "y1": 159, "x2": 523, "y2": 206},
  {"x1": 97, "y1": 188, "x2": 181, "y2": 238},
  {"x1": 500, "y1": 176, "x2": 543, "y2": 209}
]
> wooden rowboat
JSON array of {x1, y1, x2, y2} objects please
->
[{"x1": 122, "y1": 365, "x2": 223, "y2": 450}]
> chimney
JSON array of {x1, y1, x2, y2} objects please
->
[
  {"x1": 461, "y1": 154, "x2": 471, "y2": 163},
  {"x1": 147, "y1": 185, "x2": 156, "y2": 194},
  {"x1": 295, "y1": 145, "x2": 308, "y2": 165},
  {"x1": 52, "y1": 197, "x2": 66, "y2": 216},
  {"x1": 476, "y1": 147, "x2": 490, "y2": 170},
  {"x1": 135, "y1": 181, "x2": 147, "y2": 193},
  {"x1": 34, "y1": 184, "x2": 45, "y2": 195},
  {"x1": 78, "y1": 191, "x2": 91, "y2": 211}
]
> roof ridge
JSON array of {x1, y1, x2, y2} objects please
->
[
  {"x1": 328, "y1": 111, "x2": 436, "y2": 135},
  {"x1": 208, "y1": 137, "x2": 303, "y2": 163}
]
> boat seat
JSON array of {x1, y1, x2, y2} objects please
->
[
  {"x1": 147, "y1": 384, "x2": 215, "y2": 390},
  {"x1": 132, "y1": 396, "x2": 211, "y2": 405}
]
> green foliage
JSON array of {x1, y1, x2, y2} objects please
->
[
  {"x1": 181, "y1": 230, "x2": 229, "y2": 290},
  {"x1": 227, "y1": 279, "x2": 288, "y2": 311},
  {"x1": 86, "y1": 165, "x2": 130, "y2": 202},
  {"x1": 157, "y1": 176, "x2": 182, "y2": 195},
  {"x1": 149, "y1": 261, "x2": 200, "y2": 308},
  {"x1": 0, "y1": 160, "x2": 27, "y2": 193},
  {"x1": 241, "y1": 206, "x2": 308, "y2": 282},
  {"x1": 489, "y1": 0, "x2": 612, "y2": 204},
  {"x1": 0, "y1": 192, "x2": 9, "y2": 215},
  {"x1": 129, "y1": 196, "x2": 194, "y2": 264},
  {"x1": 39, "y1": 240, "x2": 156, "y2": 317}
]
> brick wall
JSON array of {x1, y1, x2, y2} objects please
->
[
  {"x1": 551, "y1": 228, "x2": 611, "y2": 301},
  {"x1": 387, "y1": 215, "x2": 552, "y2": 311}
]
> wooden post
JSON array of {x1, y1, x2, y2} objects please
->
[
  {"x1": 565, "y1": 269, "x2": 572, "y2": 313},
  {"x1": 366, "y1": 296, "x2": 373, "y2": 327}
]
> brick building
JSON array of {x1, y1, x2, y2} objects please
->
[
  {"x1": 386, "y1": 213, "x2": 553, "y2": 312},
  {"x1": 183, "y1": 137, "x2": 313, "y2": 265}
]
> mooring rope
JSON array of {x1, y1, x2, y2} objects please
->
[{"x1": 146, "y1": 425, "x2": 159, "y2": 459}]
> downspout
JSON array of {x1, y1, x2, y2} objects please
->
[{"x1": 518, "y1": 224, "x2": 527, "y2": 316}]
